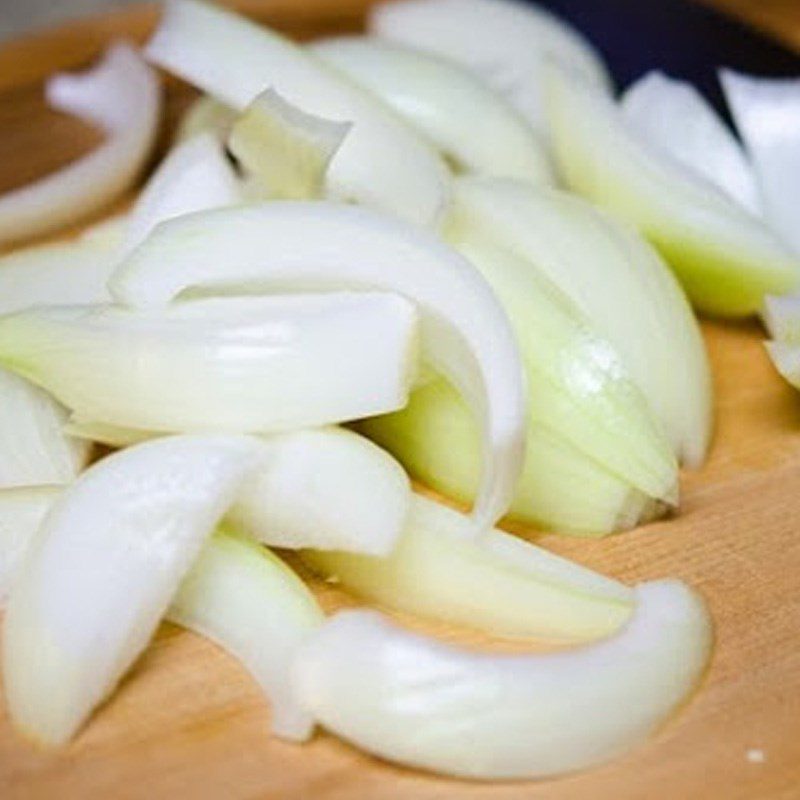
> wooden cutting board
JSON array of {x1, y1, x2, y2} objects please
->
[{"x1": 0, "y1": 2, "x2": 799, "y2": 798}]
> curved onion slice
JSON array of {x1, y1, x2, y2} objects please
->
[
  {"x1": 170, "y1": 530, "x2": 324, "y2": 740},
  {"x1": 546, "y1": 65, "x2": 799, "y2": 317},
  {"x1": 359, "y1": 382, "x2": 658, "y2": 535},
  {"x1": 765, "y1": 340, "x2": 800, "y2": 388},
  {"x1": 0, "y1": 294, "x2": 418, "y2": 435},
  {"x1": 304, "y1": 494, "x2": 632, "y2": 641},
  {"x1": 0, "y1": 369, "x2": 90, "y2": 487},
  {"x1": 310, "y1": 36, "x2": 553, "y2": 185},
  {"x1": 721, "y1": 70, "x2": 800, "y2": 255},
  {"x1": 229, "y1": 89, "x2": 351, "y2": 200},
  {"x1": 0, "y1": 44, "x2": 160, "y2": 246},
  {"x1": 176, "y1": 95, "x2": 237, "y2": 143},
  {"x1": 446, "y1": 177, "x2": 712, "y2": 467},
  {"x1": 111, "y1": 202, "x2": 526, "y2": 531},
  {"x1": 293, "y1": 580, "x2": 712, "y2": 780},
  {"x1": 146, "y1": 0, "x2": 449, "y2": 226},
  {"x1": 2, "y1": 434, "x2": 261, "y2": 746},
  {"x1": 762, "y1": 294, "x2": 800, "y2": 342},
  {"x1": 229, "y1": 428, "x2": 410, "y2": 556},
  {"x1": 621, "y1": 72, "x2": 761, "y2": 214},
  {"x1": 0, "y1": 485, "x2": 61, "y2": 601},
  {"x1": 123, "y1": 132, "x2": 241, "y2": 254},
  {"x1": 369, "y1": 0, "x2": 611, "y2": 136}
]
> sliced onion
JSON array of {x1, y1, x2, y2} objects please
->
[
  {"x1": 546, "y1": 65, "x2": 799, "y2": 317},
  {"x1": 304, "y1": 494, "x2": 632, "y2": 641},
  {"x1": 123, "y1": 132, "x2": 242, "y2": 254},
  {"x1": 169, "y1": 530, "x2": 323, "y2": 740},
  {"x1": 0, "y1": 485, "x2": 61, "y2": 601},
  {"x1": 369, "y1": 0, "x2": 611, "y2": 136},
  {"x1": 359, "y1": 382, "x2": 658, "y2": 535},
  {"x1": 0, "y1": 293, "x2": 418, "y2": 435},
  {"x1": 720, "y1": 70, "x2": 800, "y2": 255},
  {"x1": 229, "y1": 428, "x2": 411, "y2": 556},
  {"x1": 228, "y1": 89, "x2": 351, "y2": 200},
  {"x1": 2, "y1": 434, "x2": 261, "y2": 746},
  {"x1": 111, "y1": 203, "x2": 526, "y2": 531},
  {"x1": 175, "y1": 95, "x2": 237, "y2": 144},
  {"x1": 63, "y1": 418, "x2": 155, "y2": 448},
  {"x1": 146, "y1": 0, "x2": 449, "y2": 227},
  {"x1": 765, "y1": 340, "x2": 800, "y2": 388},
  {"x1": 0, "y1": 43, "x2": 161, "y2": 246},
  {"x1": 621, "y1": 71, "x2": 761, "y2": 214},
  {"x1": 293, "y1": 580, "x2": 712, "y2": 780},
  {"x1": 311, "y1": 36, "x2": 553, "y2": 185},
  {"x1": 0, "y1": 369, "x2": 90, "y2": 487},
  {"x1": 446, "y1": 176, "x2": 712, "y2": 467},
  {"x1": 762, "y1": 294, "x2": 800, "y2": 342}
]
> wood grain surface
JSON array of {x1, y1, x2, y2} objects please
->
[{"x1": 1, "y1": 2, "x2": 799, "y2": 798}]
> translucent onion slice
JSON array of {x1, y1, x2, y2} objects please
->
[
  {"x1": 358, "y1": 381, "x2": 657, "y2": 535},
  {"x1": 229, "y1": 428, "x2": 410, "y2": 556},
  {"x1": 293, "y1": 580, "x2": 712, "y2": 780},
  {"x1": 721, "y1": 70, "x2": 800, "y2": 255},
  {"x1": 0, "y1": 369, "x2": 90, "y2": 487},
  {"x1": 123, "y1": 132, "x2": 242, "y2": 254},
  {"x1": 228, "y1": 89, "x2": 351, "y2": 200},
  {"x1": 621, "y1": 71, "x2": 761, "y2": 214},
  {"x1": 310, "y1": 36, "x2": 553, "y2": 185},
  {"x1": 169, "y1": 530, "x2": 324, "y2": 740},
  {"x1": 762, "y1": 294, "x2": 800, "y2": 342},
  {"x1": 146, "y1": 0, "x2": 449, "y2": 227},
  {"x1": 369, "y1": 0, "x2": 612, "y2": 136},
  {"x1": 446, "y1": 177, "x2": 712, "y2": 467},
  {"x1": 304, "y1": 494, "x2": 632, "y2": 641},
  {"x1": 546, "y1": 65, "x2": 800, "y2": 317},
  {"x1": 110, "y1": 202, "x2": 526, "y2": 531},
  {"x1": 765, "y1": 340, "x2": 800, "y2": 388},
  {"x1": 0, "y1": 43, "x2": 161, "y2": 245},
  {"x1": 63, "y1": 418, "x2": 155, "y2": 448},
  {"x1": 3, "y1": 434, "x2": 261, "y2": 746},
  {"x1": 175, "y1": 95, "x2": 237, "y2": 143},
  {"x1": 0, "y1": 489, "x2": 323, "y2": 742},
  {"x1": 0, "y1": 294, "x2": 418, "y2": 435},
  {"x1": 0, "y1": 485, "x2": 61, "y2": 601}
]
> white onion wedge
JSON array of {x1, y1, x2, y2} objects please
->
[
  {"x1": 0, "y1": 369, "x2": 90, "y2": 487},
  {"x1": 546, "y1": 65, "x2": 800, "y2": 317},
  {"x1": 304, "y1": 494, "x2": 632, "y2": 641},
  {"x1": 229, "y1": 89, "x2": 351, "y2": 200},
  {"x1": 370, "y1": 0, "x2": 611, "y2": 136},
  {"x1": 765, "y1": 340, "x2": 800, "y2": 388},
  {"x1": 0, "y1": 485, "x2": 61, "y2": 601},
  {"x1": 762, "y1": 294, "x2": 800, "y2": 342},
  {"x1": 63, "y1": 418, "x2": 155, "y2": 448},
  {"x1": 311, "y1": 36, "x2": 553, "y2": 185},
  {"x1": 2, "y1": 434, "x2": 261, "y2": 746},
  {"x1": 169, "y1": 530, "x2": 324, "y2": 740},
  {"x1": 229, "y1": 428, "x2": 410, "y2": 556},
  {"x1": 621, "y1": 71, "x2": 761, "y2": 214},
  {"x1": 720, "y1": 70, "x2": 800, "y2": 255},
  {"x1": 0, "y1": 294, "x2": 418, "y2": 435},
  {"x1": 123, "y1": 132, "x2": 241, "y2": 254},
  {"x1": 176, "y1": 95, "x2": 237, "y2": 143},
  {"x1": 446, "y1": 177, "x2": 712, "y2": 467},
  {"x1": 0, "y1": 44, "x2": 161, "y2": 245},
  {"x1": 146, "y1": 0, "x2": 449, "y2": 226},
  {"x1": 111, "y1": 203, "x2": 526, "y2": 531},
  {"x1": 293, "y1": 580, "x2": 712, "y2": 780}
]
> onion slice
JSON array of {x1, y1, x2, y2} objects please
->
[
  {"x1": 0, "y1": 43, "x2": 161, "y2": 245},
  {"x1": 176, "y1": 95, "x2": 237, "y2": 143},
  {"x1": 293, "y1": 580, "x2": 712, "y2": 780},
  {"x1": 762, "y1": 294, "x2": 800, "y2": 342},
  {"x1": 111, "y1": 202, "x2": 526, "y2": 531},
  {"x1": 2, "y1": 434, "x2": 261, "y2": 746},
  {"x1": 311, "y1": 36, "x2": 553, "y2": 185},
  {"x1": 370, "y1": 0, "x2": 611, "y2": 136},
  {"x1": 123, "y1": 132, "x2": 241, "y2": 254},
  {"x1": 446, "y1": 177, "x2": 712, "y2": 467},
  {"x1": 304, "y1": 494, "x2": 632, "y2": 641},
  {"x1": 621, "y1": 71, "x2": 761, "y2": 214},
  {"x1": 146, "y1": 0, "x2": 449, "y2": 226},
  {"x1": 765, "y1": 340, "x2": 800, "y2": 388},
  {"x1": 228, "y1": 89, "x2": 351, "y2": 200},
  {"x1": 720, "y1": 70, "x2": 800, "y2": 255},
  {"x1": 0, "y1": 369, "x2": 90, "y2": 487},
  {"x1": 0, "y1": 294, "x2": 418, "y2": 435},
  {"x1": 546, "y1": 64, "x2": 800, "y2": 317}
]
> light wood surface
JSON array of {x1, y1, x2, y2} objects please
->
[{"x1": 1, "y1": 2, "x2": 799, "y2": 798}]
